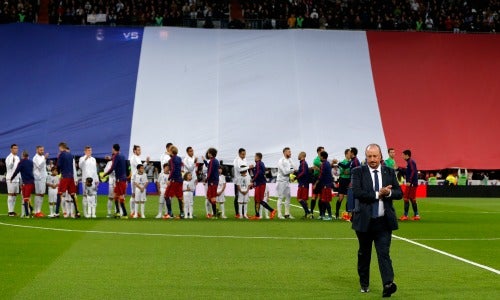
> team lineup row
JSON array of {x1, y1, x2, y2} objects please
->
[{"x1": 4, "y1": 141, "x2": 420, "y2": 221}]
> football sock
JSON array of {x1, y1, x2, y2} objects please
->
[
  {"x1": 107, "y1": 199, "x2": 113, "y2": 214},
  {"x1": 299, "y1": 200, "x2": 310, "y2": 215},
  {"x1": 411, "y1": 201, "x2": 419, "y2": 216},
  {"x1": 120, "y1": 202, "x2": 127, "y2": 216},
  {"x1": 261, "y1": 201, "x2": 273, "y2": 212},
  {"x1": 277, "y1": 198, "x2": 282, "y2": 216},
  {"x1": 335, "y1": 200, "x2": 342, "y2": 218},
  {"x1": 219, "y1": 203, "x2": 224, "y2": 217},
  {"x1": 310, "y1": 199, "x2": 317, "y2": 213},
  {"x1": 115, "y1": 200, "x2": 120, "y2": 213},
  {"x1": 244, "y1": 203, "x2": 248, "y2": 217},
  {"x1": 23, "y1": 202, "x2": 29, "y2": 216},
  {"x1": 211, "y1": 202, "x2": 217, "y2": 215},
  {"x1": 320, "y1": 201, "x2": 326, "y2": 216},
  {"x1": 55, "y1": 195, "x2": 62, "y2": 214},
  {"x1": 34, "y1": 196, "x2": 42, "y2": 213},
  {"x1": 82, "y1": 197, "x2": 88, "y2": 217},
  {"x1": 183, "y1": 200, "x2": 189, "y2": 217},
  {"x1": 204, "y1": 200, "x2": 209, "y2": 216},
  {"x1": 238, "y1": 203, "x2": 243, "y2": 217},
  {"x1": 178, "y1": 199, "x2": 184, "y2": 214},
  {"x1": 326, "y1": 202, "x2": 332, "y2": 217},
  {"x1": 70, "y1": 194, "x2": 79, "y2": 214},
  {"x1": 130, "y1": 197, "x2": 135, "y2": 214},
  {"x1": 165, "y1": 198, "x2": 172, "y2": 214},
  {"x1": 159, "y1": 202, "x2": 165, "y2": 215},
  {"x1": 141, "y1": 203, "x2": 145, "y2": 217},
  {"x1": 7, "y1": 196, "x2": 13, "y2": 212},
  {"x1": 404, "y1": 201, "x2": 410, "y2": 216},
  {"x1": 254, "y1": 202, "x2": 259, "y2": 216}
]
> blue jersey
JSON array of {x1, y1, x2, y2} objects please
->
[
  {"x1": 105, "y1": 152, "x2": 127, "y2": 181},
  {"x1": 318, "y1": 160, "x2": 333, "y2": 188},
  {"x1": 405, "y1": 158, "x2": 418, "y2": 185},
  {"x1": 296, "y1": 159, "x2": 309, "y2": 187},
  {"x1": 252, "y1": 160, "x2": 266, "y2": 187},
  {"x1": 206, "y1": 158, "x2": 219, "y2": 185},
  {"x1": 168, "y1": 155, "x2": 183, "y2": 183},
  {"x1": 57, "y1": 151, "x2": 74, "y2": 178},
  {"x1": 11, "y1": 158, "x2": 34, "y2": 184}
]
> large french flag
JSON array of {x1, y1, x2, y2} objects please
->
[{"x1": 0, "y1": 24, "x2": 498, "y2": 169}]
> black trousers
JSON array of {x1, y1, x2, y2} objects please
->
[
  {"x1": 355, "y1": 217, "x2": 394, "y2": 287},
  {"x1": 234, "y1": 184, "x2": 239, "y2": 214}
]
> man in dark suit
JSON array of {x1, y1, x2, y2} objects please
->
[{"x1": 351, "y1": 144, "x2": 402, "y2": 297}]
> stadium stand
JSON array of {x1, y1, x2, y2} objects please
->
[{"x1": 1, "y1": 0, "x2": 498, "y2": 32}]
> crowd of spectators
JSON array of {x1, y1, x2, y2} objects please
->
[
  {"x1": 46, "y1": 0, "x2": 229, "y2": 26},
  {"x1": 1, "y1": 0, "x2": 499, "y2": 33},
  {"x1": 0, "y1": 0, "x2": 38, "y2": 23},
  {"x1": 241, "y1": 0, "x2": 499, "y2": 32}
]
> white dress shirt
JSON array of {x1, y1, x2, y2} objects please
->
[{"x1": 369, "y1": 165, "x2": 384, "y2": 217}]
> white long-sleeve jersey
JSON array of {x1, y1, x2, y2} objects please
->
[
  {"x1": 129, "y1": 154, "x2": 144, "y2": 177},
  {"x1": 233, "y1": 157, "x2": 249, "y2": 183},
  {"x1": 33, "y1": 153, "x2": 47, "y2": 181},
  {"x1": 104, "y1": 160, "x2": 116, "y2": 185},
  {"x1": 160, "y1": 152, "x2": 171, "y2": 168},
  {"x1": 277, "y1": 156, "x2": 296, "y2": 183},
  {"x1": 6, "y1": 153, "x2": 20, "y2": 182},
  {"x1": 183, "y1": 155, "x2": 197, "y2": 174},
  {"x1": 79, "y1": 156, "x2": 99, "y2": 183}
]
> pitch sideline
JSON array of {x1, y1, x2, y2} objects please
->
[{"x1": 269, "y1": 197, "x2": 500, "y2": 275}]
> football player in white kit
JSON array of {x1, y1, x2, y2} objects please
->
[
  {"x1": 236, "y1": 167, "x2": 251, "y2": 219},
  {"x1": 78, "y1": 146, "x2": 99, "y2": 218},
  {"x1": 276, "y1": 147, "x2": 297, "y2": 219},
  {"x1": 103, "y1": 156, "x2": 116, "y2": 217},
  {"x1": 216, "y1": 166, "x2": 227, "y2": 219},
  {"x1": 155, "y1": 163, "x2": 169, "y2": 218},
  {"x1": 132, "y1": 164, "x2": 148, "y2": 218},
  {"x1": 84, "y1": 177, "x2": 97, "y2": 218},
  {"x1": 129, "y1": 145, "x2": 149, "y2": 218},
  {"x1": 6, "y1": 144, "x2": 20, "y2": 216},
  {"x1": 47, "y1": 166, "x2": 60, "y2": 217},
  {"x1": 182, "y1": 172, "x2": 196, "y2": 218},
  {"x1": 33, "y1": 145, "x2": 49, "y2": 217},
  {"x1": 232, "y1": 148, "x2": 253, "y2": 218}
]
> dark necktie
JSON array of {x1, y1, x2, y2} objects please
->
[{"x1": 372, "y1": 170, "x2": 379, "y2": 218}]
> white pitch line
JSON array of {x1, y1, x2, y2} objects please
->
[
  {"x1": 392, "y1": 234, "x2": 500, "y2": 275},
  {"x1": 0, "y1": 222, "x2": 356, "y2": 241},
  {"x1": 411, "y1": 238, "x2": 500, "y2": 241}
]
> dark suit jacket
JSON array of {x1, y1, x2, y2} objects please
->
[{"x1": 351, "y1": 165, "x2": 403, "y2": 233}]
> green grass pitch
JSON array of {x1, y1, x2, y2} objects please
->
[{"x1": 0, "y1": 194, "x2": 499, "y2": 299}]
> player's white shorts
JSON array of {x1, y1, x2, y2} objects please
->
[
  {"x1": 35, "y1": 179, "x2": 47, "y2": 194},
  {"x1": 134, "y1": 189, "x2": 147, "y2": 202},
  {"x1": 7, "y1": 182, "x2": 19, "y2": 194},
  {"x1": 48, "y1": 190, "x2": 58, "y2": 204},
  {"x1": 183, "y1": 193, "x2": 194, "y2": 205},
  {"x1": 216, "y1": 194, "x2": 225, "y2": 203},
  {"x1": 238, "y1": 193, "x2": 249, "y2": 203},
  {"x1": 277, "y1": 181, "x2": 290, "y2": 198}
]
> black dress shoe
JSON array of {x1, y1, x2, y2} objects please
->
[{"x1": 382, "y1": 282, "x2": 397, "y2": 297}]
